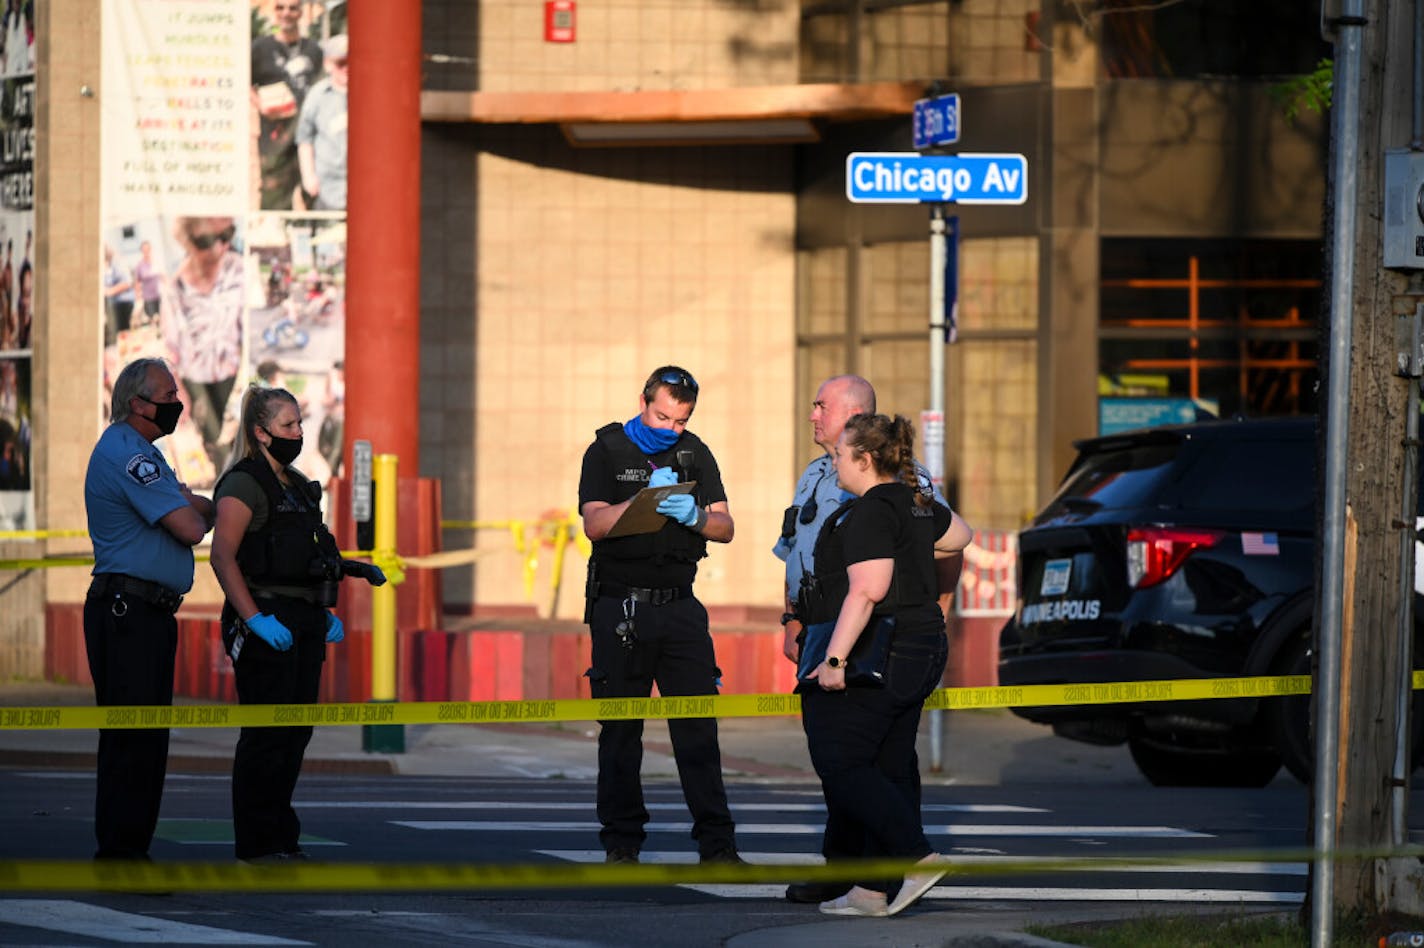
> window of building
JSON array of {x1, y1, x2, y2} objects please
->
[
  {"x1": 1101, "y1": 0, "x2": 1330, "y2": 79},
  {"x1": 1099, "y1": 238, "x2": 1321, "y2": 419}
]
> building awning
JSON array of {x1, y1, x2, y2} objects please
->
[{"x1": 420, "y1": 82, "x2": 923, "y2": 146}]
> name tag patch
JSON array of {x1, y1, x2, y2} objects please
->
[{"x1": 126, "y1": 454, "x2": 161, "y2": 486}]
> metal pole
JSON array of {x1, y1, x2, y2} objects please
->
[
  {"x1": 362, "y1": 452, "x2": 404, "y2": 753},
  {"x1": 1312, "y1": 2, "x2": 1366, "y2": 942},
  {"x1": 928, "y1": 205, "x2": 947, "y2": 772},
  {"x1": 1392, "y1": 305, "x2": 1422, "y2": 844}
]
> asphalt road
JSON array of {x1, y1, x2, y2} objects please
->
[{"x1": 0, "y1": 767, "x2": 1317, "y2": 946}]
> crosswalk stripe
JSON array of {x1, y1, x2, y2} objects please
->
[
  {"x1": 533, "y1": 852, "x2": 1304, "y2": 903},
  {"x1": 396, "y1": 820, "x2": 1211, "y2": 838},
  {"x1": 0, "y1": 900, "x2": 309, "y2": 944},
  {"x1": 536, "y1": 850, "x2": 1304, "y2": 876},
  {"x1": 299, "y1": 801, "x2": 1046, "y2": 813}
]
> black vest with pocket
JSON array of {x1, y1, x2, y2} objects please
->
[
  {"x1": 590, "y1": 422, "x2": 710, "y2": 568},
  {"x1": 216, "y1": 457, "x2": 343, "y2": 589}
]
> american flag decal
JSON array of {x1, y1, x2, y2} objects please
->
[{"x1": 1241, "y1": 532, "x2": 1280, "y2": 556}]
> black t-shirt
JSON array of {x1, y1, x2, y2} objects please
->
[
  {"x1": 831, "y1": 481, "x2": 952, "y2": 626},
  {"x1": 578, "y1": 427, "x2": 727, "y2": 587},
  {"x1": 251, "y1": 34, "x2": 323, "y2": 131}
]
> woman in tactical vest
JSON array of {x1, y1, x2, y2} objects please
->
[
  {"x1": 798, "y1": 413, "x2": 972, "y2": 918},
  {"x1": 210, "y1": 384, "x2": 380, "y2": 862}
]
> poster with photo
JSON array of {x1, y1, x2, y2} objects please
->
[
  {"x1": 99, "y1": 1, "x2": 347, "y2": 492},
  {"x1": 0, "y1": 352, "x2": 32, "y2": 529},
  {"x1": 245, "y1": 213, "x2": 344, "y2": 483},
  {"x1": 101, "y1": 216, "x2": 246, "y2": 488},
  {"x1": 100, "y1": 0, "x2": 248, "y2": 488},
  {"x1": 250, "y1": 1, "x2": 347, "y2": 213},
  {"x1": 0, "y1": 5, "x2": 34, "y2": 529},
  {"x1": 247, "y1": 1, "x2": 348, "y2": 492}
]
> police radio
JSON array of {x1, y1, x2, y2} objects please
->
[{"x1": 673, "y1": 449, "x2": 695, "y2": 484}]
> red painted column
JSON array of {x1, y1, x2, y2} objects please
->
[{"x1": 345, "y1": 3, "x2": 421, "y2": 470}]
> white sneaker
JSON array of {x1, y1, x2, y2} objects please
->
[
  {"x1": 887, "y1": 853, "x2": 950, "y2": 916},
  {"x1": 819, "y1": 886, "x2": 889, "y2": 917}
]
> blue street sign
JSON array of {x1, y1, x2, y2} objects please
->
[
  {"x1": 913, "y1": 93, "x2": 960, "y2": 149},
  {"x1": 845, "y1": 152, "x2": 1028, "y2": 205}
]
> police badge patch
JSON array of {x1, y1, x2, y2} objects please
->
[{"x1": 126, "y1": 454, "x2": 162, "y2": 486}]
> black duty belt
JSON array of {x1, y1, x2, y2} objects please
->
[
  {"x1": 249, "y1": 585, "x2": 323, "y2": 605},
  {"x1": 596, "y1": 582, "x2": 693, "y2": 606},
  {"x1": 89, "y1": 573, "x2": 184, "y2": 614}
]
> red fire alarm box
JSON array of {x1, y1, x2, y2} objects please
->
[{"x1": 545, "y1": 1, "x2": 576, "y2": 43}]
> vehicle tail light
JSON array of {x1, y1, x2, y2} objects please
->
[{"x1": 1126, "y1": 527, "x2": 1225, "y2": 588}]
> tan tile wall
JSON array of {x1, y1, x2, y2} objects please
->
[
  {"x1": 795, "y1": 236, "x2": 1038, "y2": 533},
  {"x1": 953, "y1": 236, "x2": 1039, "y2": 529},
  {"x1": 424, "y1": 128, "x2": 797, "y2": 618},
  {"x1": 955, "y1": 0, "x2": 1040, "y2": 85},
  {"x1": 800, "y1": 1, "x2": 1039, "y2": 85},
  {"x1": 477, "y1": 0, "x2": 800, "y2": 93}
]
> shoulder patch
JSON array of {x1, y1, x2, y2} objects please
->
[{"x1": 126, "y1": 454, "x2": 162, "y2": 486}]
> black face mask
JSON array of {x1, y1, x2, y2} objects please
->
[
  {"x1": 137, "y1": 396, "x2": 182, "y2": 436},
  {"x1": 261, "y1": 428, "x2": 303, "y2": 466}
]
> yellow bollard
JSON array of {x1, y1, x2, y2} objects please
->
[{"x1": 363, "y1": 452, "x2": 404, "y2": 753}]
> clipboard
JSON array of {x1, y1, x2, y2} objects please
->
[{"x1": 605, "y1": 482, "x2": 697, "y2": 539}]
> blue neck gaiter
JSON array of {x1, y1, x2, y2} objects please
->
[{"x1": 625, "y1": 416, "x2": 680, "y2": 454}]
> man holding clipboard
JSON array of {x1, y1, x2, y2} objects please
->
[{"x1": 577, "y1": 366, "x2": 742, "y2": 866}]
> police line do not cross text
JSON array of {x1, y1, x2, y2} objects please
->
[{"x1": 845, "y1": 152, "x2": 1028, "y2": 205}]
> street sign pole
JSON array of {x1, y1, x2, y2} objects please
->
[{"x1": 927, "y1": 208, "x2": 947, "y2": 771}]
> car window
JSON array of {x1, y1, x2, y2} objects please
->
[
  {"x1": 1175, "y1": 439, "x2": 1313, "y2": 512},
  {"x1": 1044, "y1": 444, "x2": 1179, "y2": 514}
]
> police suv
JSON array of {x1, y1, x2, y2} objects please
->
[{"x1": 997, "y1": 415, "x2": 1423, "y2": 787}]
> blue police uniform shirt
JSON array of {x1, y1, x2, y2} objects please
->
[
  {"x1": 84, "y1": 421, "x2": 195, "y2": 593},
  {"x1": 773, "y1": 452, "x2": 947, "y2": 606}
]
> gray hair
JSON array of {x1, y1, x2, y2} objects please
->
[{"x1": 109, "y1": 358, "x2": 169, "y2": 423}]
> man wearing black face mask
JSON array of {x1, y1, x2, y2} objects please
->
[
  {"x1": 209, "y1": 383, "x2": 385, "y2": 862},
  {"x1": 83, "y1": 357, "x2": 215, "y2": 861}
]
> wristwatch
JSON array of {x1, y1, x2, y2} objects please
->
[
  {"x1": 779, "y1": 612, "x2": 797, "y2": 627},
  {"x1": 826, "y1": 656, "x2": 844, "y2": 669}
]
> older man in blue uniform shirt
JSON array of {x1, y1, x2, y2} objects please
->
[
  {"x1": 84, "y1": 358, "x2": 213, "y2": 860},
  {"x1": 773, "y1": 374, "x2": 968, "y2": 903}
]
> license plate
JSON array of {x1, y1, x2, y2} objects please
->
[{"x1": 1040, "y1": 558, "x2": 1072, "y2": 597}]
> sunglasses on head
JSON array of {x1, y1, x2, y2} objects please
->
[{"x1": 657, "y1": 370, "x2": 697, "y2": 394}]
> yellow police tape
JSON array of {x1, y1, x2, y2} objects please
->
[
  {"x1": 0, "y1": 845, "x2": 1417, "y2": 893},
  {"x1": 0, "y1": 672, "x2": 1350, "y2": 731}
]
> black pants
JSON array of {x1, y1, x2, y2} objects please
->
[
  {"x1": 586, "y1": 594, "x2": 736, "y2": 856},
  {"x1": 228, "y1": 595, "x2": 327, "y2": 860},
  {"x1": 800, "y1": 622, "x2": 947, "y2": 893},
  {"x1": 83, "y1": 590, "x2": 178, "y2": 859}
]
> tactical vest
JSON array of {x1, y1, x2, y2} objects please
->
[
  {"x1": 798, "y1": 498, "x2": 903, "y2": 625},
  {"x1": 216, "y1": 457, "x2": 344, "y2": 589},
  {"x1": 590, "y1": 422, "x2": 709, "y2": 566}
]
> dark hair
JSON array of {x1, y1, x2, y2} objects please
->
[
  {"x1": 842, "y1": 413, "x2": 927, "y2": 507},
  {"x1": 642, "y1": 365, "x2": 699, "y2": 405}
]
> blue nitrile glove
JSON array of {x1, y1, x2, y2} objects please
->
[
  {"x1": 648, "y1": 466, "x2": 678, "y2": 488},
  {"x1": 325, "y1": 611, "x2": 344, "y2": 644},
  {"x1": 245, "y1": 613, "x2": 293, "y2": 651},
  {"x1": 657, "y1": 493, "x2": 700, "y2": 526}
]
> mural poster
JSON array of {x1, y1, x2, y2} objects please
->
[{"x1": 0, "y1": 1, "x2": 34, "y2": 530}]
